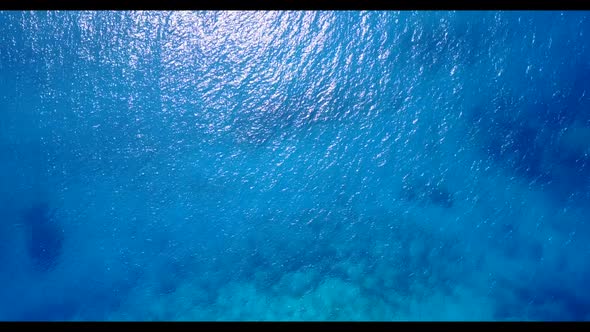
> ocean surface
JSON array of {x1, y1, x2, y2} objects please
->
[{"x1": 1, "y1": 11, "x2": 589, "y2": 321}]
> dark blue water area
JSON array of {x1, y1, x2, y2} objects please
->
[{"x1": 1, "y1": 11, "x2": 590, "y2": 321}]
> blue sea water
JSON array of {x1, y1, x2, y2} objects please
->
[{"x1": 0, "y1": 10, "x2": 589, "y2": 321}]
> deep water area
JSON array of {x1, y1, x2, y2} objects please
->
[{"x1": 1, "y1": 11, "x2": 590, "y2": 321}]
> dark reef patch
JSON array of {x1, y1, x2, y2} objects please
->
[
  {"x1": 470, "y1": 88, "x2": 590, "y2": 202},
  {"x1": 21, "y1": 201, "x2": 64, "y2": 273},
  {"x1": 399, "y1": 177, "x2": 454, "y2": 209}
]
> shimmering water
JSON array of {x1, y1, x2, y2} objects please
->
[{"x1": 1, "y1": 11, "x2": 589, "y2": 321}]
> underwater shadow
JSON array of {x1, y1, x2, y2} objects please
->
[{"x1": 21, "y1": 201, "x2": 64, "y2": 273}]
